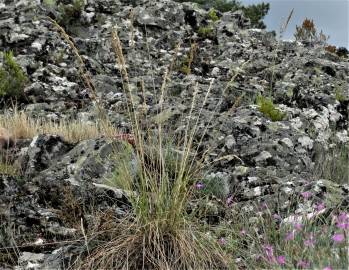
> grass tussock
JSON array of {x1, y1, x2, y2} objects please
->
[
  {"x1": 0, "y1": 109, "x2": 117, "y2": 143},
  {"x1": 73, "y1": 28, "x2": 230, "y2": 269}
]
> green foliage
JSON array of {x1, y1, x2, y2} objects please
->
[
  {"x1": 335, "y1": 84, "x2": 347, "y2": 102},
  {"x1": 336, "y1": 47, "x2": 349, "y2": 58},
  {"x1": 0, "y1": 51, "x2": 28, "y2": 98},
  {"x1": 43, "y1": 0, "x2": 85, "y2": 26},
  {"x1": 198, "y1": 26, "x2": 214, "y2": 38},
  {"x1": 58, "y1": 0, "x2": 85, "y2": 25},
  {"x1": 256, "y1": 95, "x2": 285, "y2": 121},
  {"x1": 241, "y1": 2, "x2": 270, "y2": 29},
  {"x1": 199, "y1": 177, "x2": 227, "y2": 199},
  {"x1": 294, "y1": 18, "x2": 328, "y2": 46},
  {"x1": 175, "y1": 0, "x2": 269, "y2": 28},
  {"x1": 42, "y1": 0, "x2": 56, "y2": 8},
  {"x1": 179, "y1": 42, "x2": 198, "y2": 75},
  {"x1": 208, "y1": 8, "x2": 219, "y2": 22}
]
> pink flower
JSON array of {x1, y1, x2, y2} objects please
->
[
  {"x1": 323, "y1": 267, "x2": 332, "y2": 270},
  {"x1": 260, "y1": 202, "x2": 268, "y2": 210},
  {"x1": 332, "y1": 233, "x2": 345, "y2": 243},
  {"x1": 304, "y1": 234, "x2": 315, "y2": 247},
  {"x1": 336, "y1": 222, "x2": 349, "y2": 230},
  {"x1": 226, "y1": 196, "x2": 234, "y2": 206},
  {"x1": 262, "y1": 244, "x2": 274, "y2": 262},
  {"x1": 218, "y1": 237, "x2": 226, "y2": 245},
  {"x1": 276, "y1": 255, "x2": 286, "y2": 265},
  {"x1": 297, "y1": 260, "x2": 310, "y2": 269},
  {"x1": 301, "y1": 191, "x2": 312, "y2": 199},
  {"x1": 195, "y1": 182, "x2": 204, "y2": 190},
  {"x1": 315, "y1": 202, "x2": 325, "y2": 212},
  {"x1": 240, "y1": 229, "x2": 246, "y2": 236},
  {"x1": 273, "y1": 213, "x2": 281, "y2": 220},
  {"x1": 294, "y1": 223, "x2": 303, "y2": 231},
  {"x1": 336, "y1": 212, "x2": 349, "y2": 229},
  {"x1": 285, "y1": 231, "x2": 295, "y2": 241},
  {"x1": 337, "y1": 212, "x2": 349, "y2": 223}
]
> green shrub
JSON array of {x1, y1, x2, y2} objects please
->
[
  {"x1": 198, "y1": 26, "x2": 214, "y2": 38},
  {"x1": 241, "y1": 2, "x2": 270, "y2": 29},
  {"x1": 256, "y1": 95, "x2": 286, "y2": 121},
  {"x1": 175, "y1": 0, "x2": 269, "y2": 29},
  {"x1": 208, "y1": 8, "x2": 219, "y2": 22},
  {"x1": 0, "y1": 51, "x2": 28, "y2": 98},
  {"x1": 199, "y1": 176, "x2": 228, "y2": 199},
  {"x1": 336, "y1": 47, "x2": 349, "y2": 58},
  {"x1": 179, "y1": 42, "x2": 197, "y2": 75}
]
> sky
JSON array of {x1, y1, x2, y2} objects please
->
[{"x1": 241, "y1": 0, "x2": 349, "y2": 48}]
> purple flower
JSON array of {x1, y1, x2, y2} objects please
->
[
  {"x1": 195, "y1": 182, "x2": 204, "y2": 190},
  {"x1": 336, "y1": 222, "x2": 349, "y2": 230},
  {"x1": 273, "y1": 214, "x2": 281, "y2": 220},
  {"x1": 323, "y1": 267, "x2": 333, "y2": 270},
  {"x1": 276, "y1": 255, "x2": 286, "y2": 265},
  {"x1": 218, "y1": 237, "x2": 226, "y2": 245},
  {"x1": 297, "y1": 260, "x2": 310, "y2": 269},
  {"x1": 260, "y1": 202, "x2": 268, "y2": 209},
  {"x1": 337, "y1": 212, "x2": 349, "y2": 223},
  {"x1": 285, "y1": 231, "x2": 295, "y2": 241},
  {"x1": 301, "y1": 191, "x2": 312, "y2": 199},
  {"x1": 262, "y1": 244, "x2": 274, "y2": 262},
  {"x1": 304, "y1": 234, "x2": 315, "y2": 247},
  {"x1": 315, "y1": 202, "x2": 326, "y2": 212},
  {"x1": 294, "y1": 223, "x2": 303, "y2": 231},
  {"x1": 332, "y1": 233, "x2": 345, "y2": 243},
  {"x1": 226, "y1": 195, "x2": 234, "y2": 206}
]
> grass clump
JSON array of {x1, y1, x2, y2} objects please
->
[
  {"x1": 75, "y1": 29, "x2": 229, "y2": 269},
  {"x1": 256, "y1": 95, "x2": 286, "y2": 121},
  {"x1": 0, "y1": 51, "x2": 28, "y2": 99},
  {"x1": 0, "y1": 109, "x2": 116, "y2": 143}
]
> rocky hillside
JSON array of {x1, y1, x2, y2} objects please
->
[{"x1": 0, "y1": 0, "x2": 348, "y2": 269}]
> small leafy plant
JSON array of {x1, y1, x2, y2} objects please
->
[
  {"x1": 198, "y1": 26, "x2": 214, "y2": 38},
  {"x1": 208, "y1": 8, "x2": 219, "y2": 22},
  {"x1": 0, "y1": 51, "x2": 28, "y2": 98},
  {"x1": 256, "y1": 95, "x2": 285, "y2": 121},
  {"x1": 180, "y1": 42, "x2": 198, "y2": 75}
]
